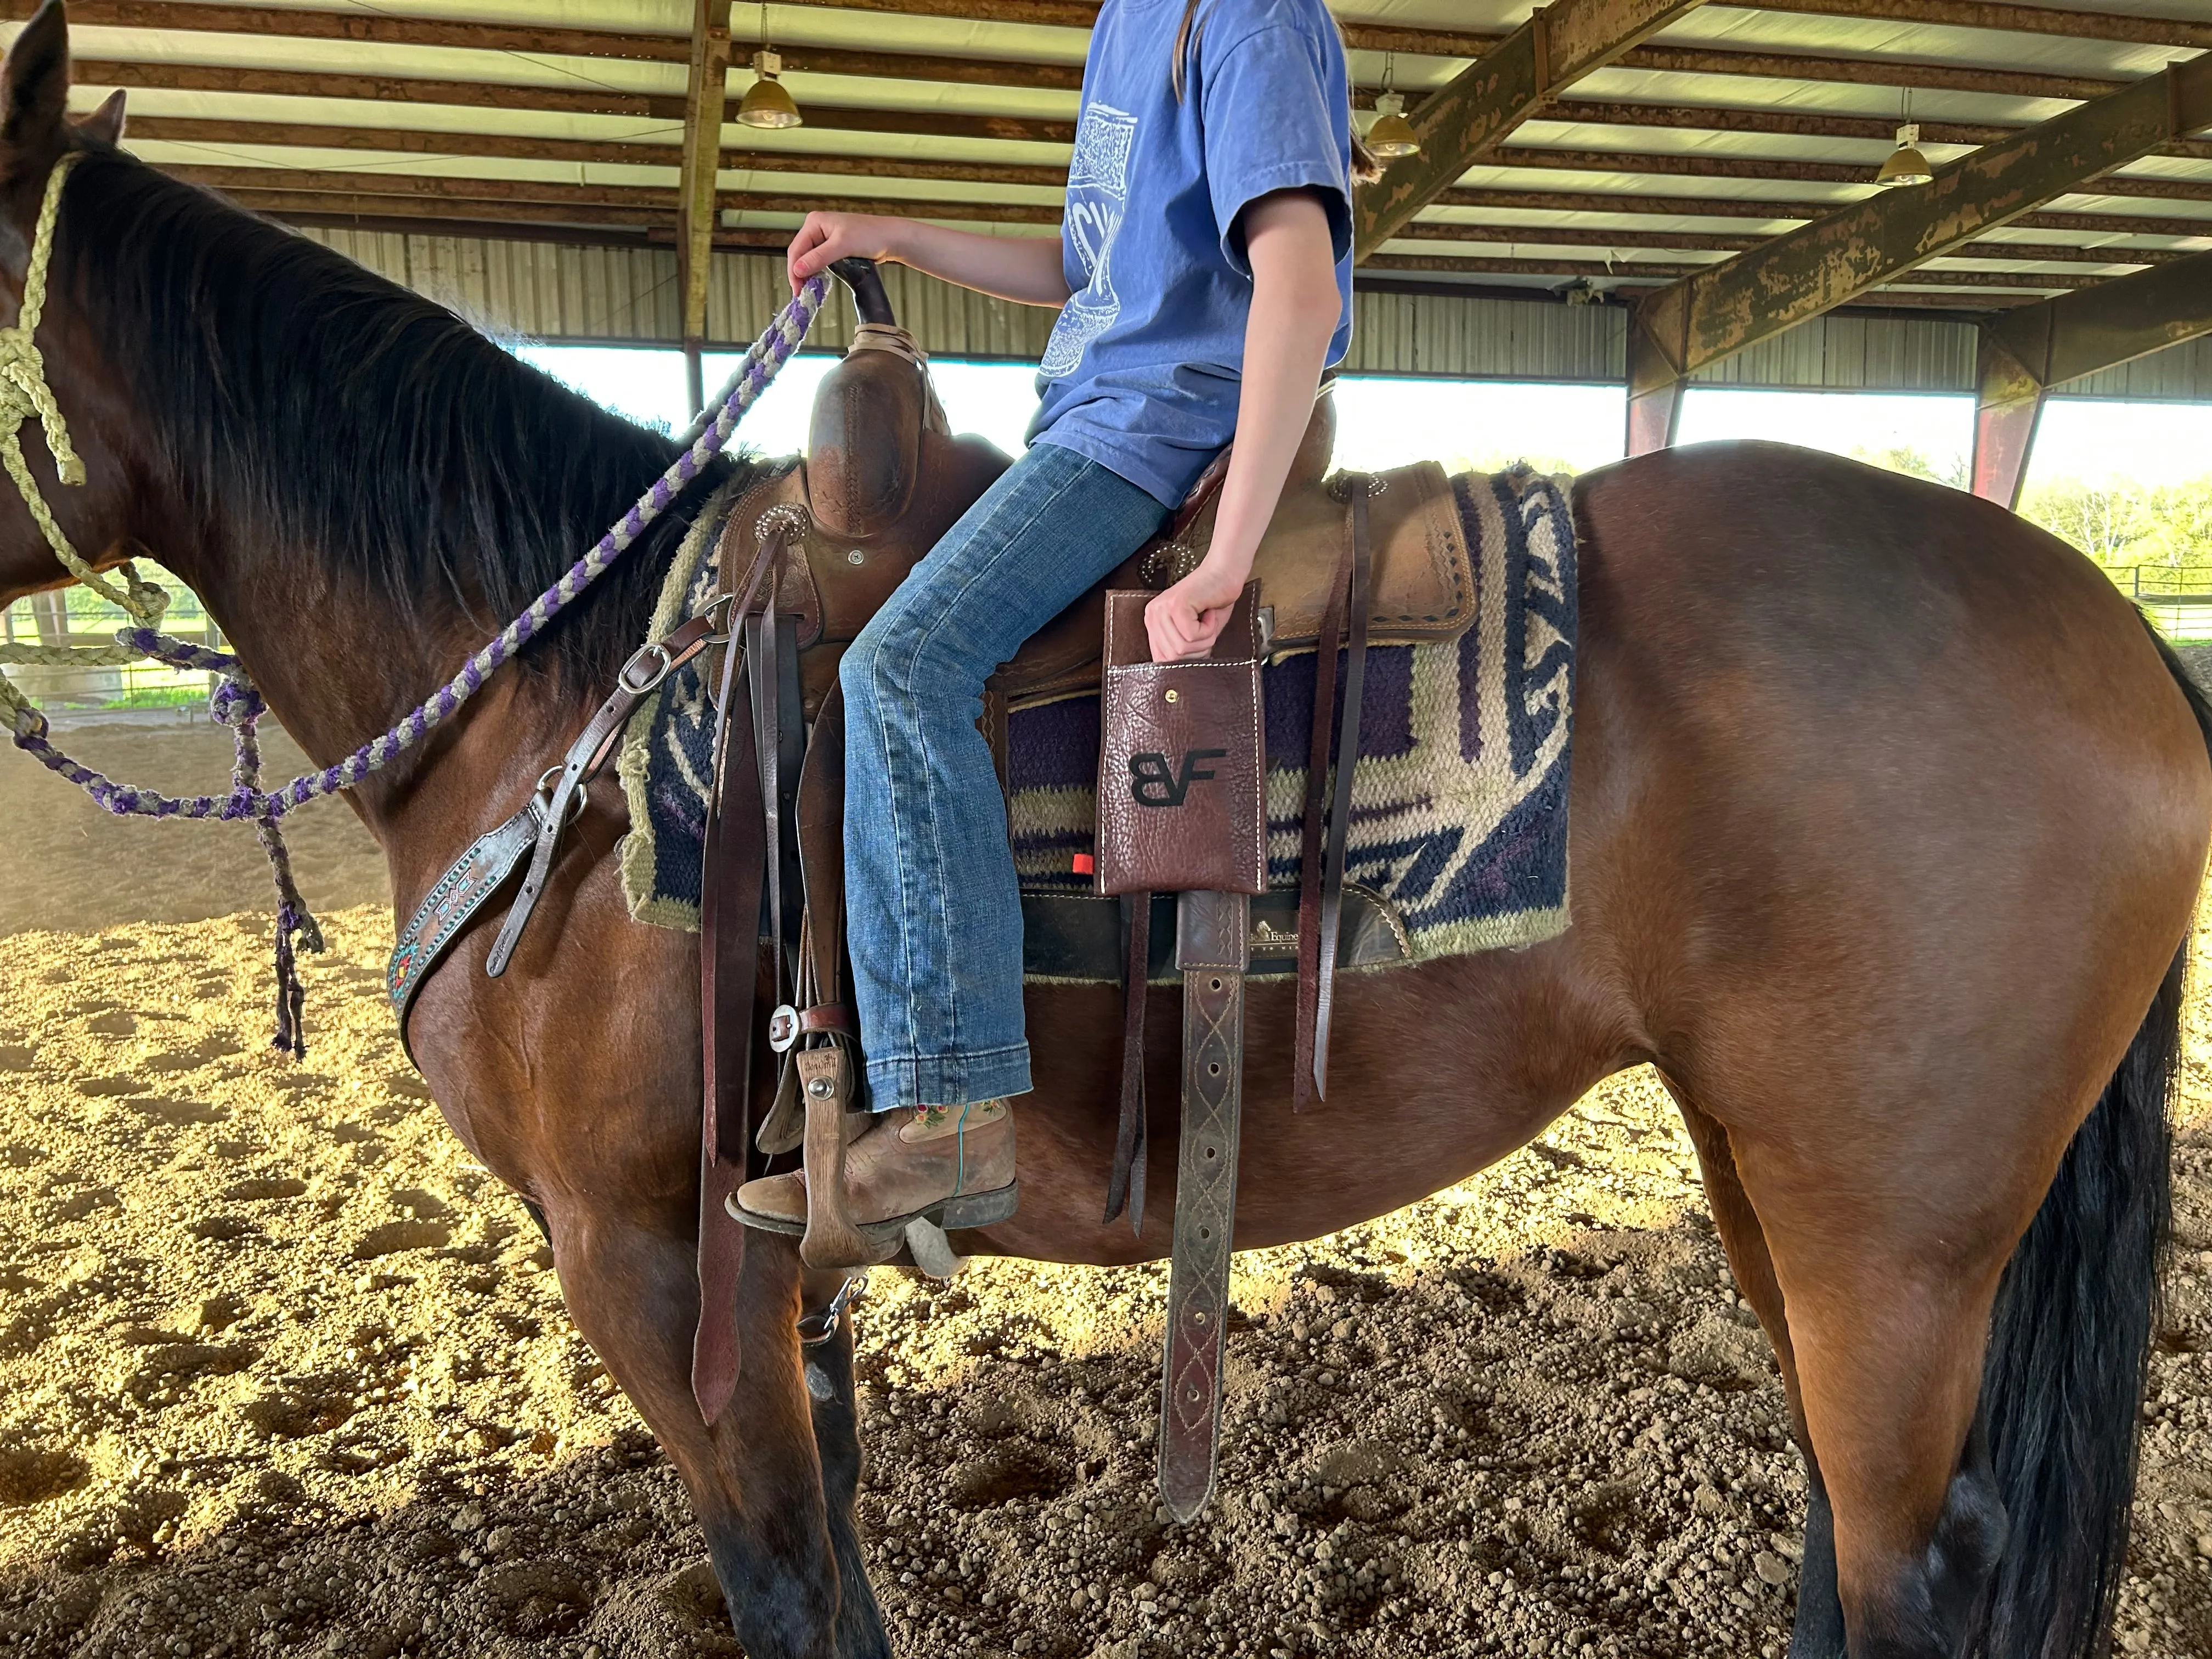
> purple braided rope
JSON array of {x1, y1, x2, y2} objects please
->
[{"x1": 7, "y1": 276, "x2": 828, "y2": 821}]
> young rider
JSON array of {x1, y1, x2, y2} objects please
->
[{"x1": 733, "y1": 0, "x2": 1372, "y2": 1244}]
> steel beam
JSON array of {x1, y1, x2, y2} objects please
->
[
  {"x1": 1355, "y1": 0, "x2": 1709, "y2": 258},
  {"x1": 1623, "y1": 52, "x2": 2212, "y2": 455},
  {"x1": 1970, "y1": 245, "x2": 2212, "y2": 506},
  {"x1": 679, "y1": 0, "x2": 735, "y2": 414}
]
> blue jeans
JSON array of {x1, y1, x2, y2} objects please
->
[{"x1": 841, "y1": 443, "x2": 1169, "y2": 1110}]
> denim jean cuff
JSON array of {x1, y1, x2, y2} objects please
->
[{"x1": 864, "y1": 1044, "x2": 1032, "y2": 1112}]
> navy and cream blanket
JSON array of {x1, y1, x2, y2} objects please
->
[{"x1": 618, "y1": 465, "x2": 1577, "y2": 965}]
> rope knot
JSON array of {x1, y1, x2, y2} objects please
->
[
  {"x1": 0, "y1": 327, "x2": 82, "y2": 487},
  {"x1": 210, "y1": 673, "x2": 263, "y2": 730}
]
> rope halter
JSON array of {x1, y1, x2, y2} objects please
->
[{"x1": 0, "y1": 150, "x2": 166, "y2": 636}]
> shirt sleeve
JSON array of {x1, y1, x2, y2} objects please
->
[{"x1": 1200, "y1": 21, "x2": 1353, "y2": 278}]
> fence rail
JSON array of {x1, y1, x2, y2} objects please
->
[{"x1": 1, "y1": 575, "x2": 222, "y2": 714}]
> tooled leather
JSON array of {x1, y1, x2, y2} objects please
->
[
  {"x1": 1093, "y1": 585, "x2": 1267, "y2": 899},
  {"x1": 1158, "y1": 889, "x2": 1249, "y2": 1523}
]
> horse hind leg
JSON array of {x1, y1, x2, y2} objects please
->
[{"x1": 1662, "y1": 1080, "x2": 1849, "y2": 1658}]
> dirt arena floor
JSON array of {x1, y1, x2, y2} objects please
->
[{"x1": 2, "y1": 720, "x2": 2210, "y2": 1658}]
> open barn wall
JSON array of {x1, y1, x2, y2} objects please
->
[{"x1": 302, "y1": 226, "x2": 2212, "y2": 401}]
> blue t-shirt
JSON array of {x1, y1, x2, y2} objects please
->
[{"x1": 1027, "y1": 0, "x2": 1356, "y2": 508}]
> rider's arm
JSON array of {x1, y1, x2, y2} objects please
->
[
  {"x1": 787, "y1": 213, "x2": 1072, "y2": 307},
  {"x1": 1144, "y1": 188, "x2": 1341, "y2": 662}
]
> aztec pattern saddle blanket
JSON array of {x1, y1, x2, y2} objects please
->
[{"x1": 617, "y1": 465, "x2": 1578, "y2": 969}]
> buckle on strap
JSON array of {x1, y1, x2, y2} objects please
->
[
  {"x1": 768, "y1": 1003, "x2": 800, "y2": 1053},
  {"x1": 799, "y1": 1271, "x2": 868, "y2": 1346}
]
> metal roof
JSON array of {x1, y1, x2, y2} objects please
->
[{"x1": 31, "y1": 0, "x2": 2208, "y2": 317}]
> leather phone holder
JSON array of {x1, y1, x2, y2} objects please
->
[{"x1": 1094, "y1": 583, "x2": 1268, "y2": 898}]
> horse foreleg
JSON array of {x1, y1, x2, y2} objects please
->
[
  {"x1": 543, "y1": 1200, "x2": 856, "y2": 1658},
  {"x1": 798, "y1": 1298, "x2": 892, "y2": 1659},
  {"x1": 1664, "y1": 1077, "x2": 1846, "y2": 1658}
]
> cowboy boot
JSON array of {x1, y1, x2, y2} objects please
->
[{"x1": 729, "y1": 1099, "x2": 1019, "y2": 1252}]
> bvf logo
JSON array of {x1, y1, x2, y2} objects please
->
[{"x1": 1128, "y1": 748, "x2": 1228, "y2": 808}]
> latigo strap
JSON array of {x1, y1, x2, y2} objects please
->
[
  {"x1": 1158, "y1": 889, "x2": 1250, "y2": 1522},
  {"x1": 1293, "y1": 474, "x2": 1378, "y2": 1111}
]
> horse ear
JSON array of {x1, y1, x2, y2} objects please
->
[
  {"x1": 1, "y1": 1, "x2": 71, "y2": 155},
  {"x1": 75, "y1": 88, "x2": 122, "y2": 146}
]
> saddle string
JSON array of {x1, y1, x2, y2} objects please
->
[{"x1": 0, "y1": 150, "x2": 828, "y2": 1049}]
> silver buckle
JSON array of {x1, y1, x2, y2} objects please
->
[
  {"x1": 618, "y1": 641, "x2": 673, "y2": 695},
  {"x1": 767, "y1": 1003, "x2": 800, "y2": 1053}
]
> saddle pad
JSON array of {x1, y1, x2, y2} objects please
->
[{"x1": 618, "y1": 465, "x2": 1576, "y2": 967}]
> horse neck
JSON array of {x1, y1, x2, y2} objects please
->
[{"x1": 156, "y1": 515, "x2": 587, "y2": 854}]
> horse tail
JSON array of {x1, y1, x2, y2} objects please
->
[{"x1": 1977, "y1": 618, "x2": 2201, "y2": 1659}]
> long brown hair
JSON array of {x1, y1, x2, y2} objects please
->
[{"x1": 1171, "y1": 0, "x2": 1383, "y2": 183}]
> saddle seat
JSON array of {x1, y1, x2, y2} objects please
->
[{"x1": 720, "y1": 325, "x2": 1477, "y2": 707}]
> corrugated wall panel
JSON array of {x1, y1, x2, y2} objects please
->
[
  {"x1": 1691, "y1": 312, "x2": 1977, "y2": 393},
  {"x1": 2063, "y1": 335, "x2": 2212, "y2": 401},
  {"x1": 1339, "y1": 291, "x2": 1624, "y2": 381},
  {"x1": 299, "y1": 230, "x2": 2212, "y2": 402}
]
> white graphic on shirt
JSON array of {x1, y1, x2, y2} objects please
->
[{"x1": 1041, "y1": 101, "x2": 1137, "y2": 380}]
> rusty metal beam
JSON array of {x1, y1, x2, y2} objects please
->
[
  {"x1": 1970, "y1": 245, "x2": 2212, "y2": 506},
  {"x1": 679, "y1": 0, "x2": 735, "y2": 413},
  {"x1": 1355, "y1": 0, "x2": 1711, "y2": 258},
  {"x1": 74, "y1": 59, "x2": 1077, "y2": 144},
  {"x1": 126, "y1": 115, "x2": 1074, "y2": 187},
  {"x1": 1623, "y1": 52, "x2": 2212, "y2": 456}
]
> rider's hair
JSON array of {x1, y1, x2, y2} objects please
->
[{"x1": 1171, "y1": 0, "x2": 1383, "y2": 184}]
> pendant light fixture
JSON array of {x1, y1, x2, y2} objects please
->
[
  {"x1": 1367, "y1": 53, "x2": 1420, "y2": 160},
  {"x1": 1873, "y1": 90, "x2": 1930, "y2": 189},
  {"x1": 737, "y1": 3, "x2": 803, "y2": 130}
]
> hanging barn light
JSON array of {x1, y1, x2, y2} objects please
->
[
  {"x1": 738, "y1": 48, "x2": 803, "y2": 129},
  {"x1": 1875, "y1": 123, "x2": 1932, "y2": 188},
  {"x1": 1367, "y1": 53, "x2": 1419, "y2": 160},
  {"x1": 737, "y1": 5, "x2": 803, "y2": 130}
]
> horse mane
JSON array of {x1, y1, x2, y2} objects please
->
[{"x1": 52, "y1": 143, "x2": 747, "y2": 689}]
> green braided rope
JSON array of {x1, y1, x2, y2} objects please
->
[{"x1": 0, "y1": 151, "x2": 172, "y2": 725}]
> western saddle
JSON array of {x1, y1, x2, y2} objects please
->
[{"x1": 393, "y1": 261, "x2": 1477, "y2": 1521}]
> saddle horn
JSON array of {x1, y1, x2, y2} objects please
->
[{"x1": 830, "y1": 257, "x2": 897, "y2": 328}]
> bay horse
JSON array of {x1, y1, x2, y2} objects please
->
[{"x1": 1, "y1": 9, "x2": 2206, "y2": 1656}]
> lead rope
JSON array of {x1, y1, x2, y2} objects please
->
[{"x1": 0, "y1": 151, "x2": 828, "y2": 1052}]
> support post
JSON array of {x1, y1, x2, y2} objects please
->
[
  {"x1": 678, "y1": 0, "x2": 735, "y2": 415},
  {"x1": 1968, "y1": 242, "x2": 2212, "y2": 506}
]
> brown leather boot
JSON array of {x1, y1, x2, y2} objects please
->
[{"x1": 729, "y1": 1099, "x2": 1019, "y2": 1243}]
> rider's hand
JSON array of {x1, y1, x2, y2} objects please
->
[
  {"x1": 787, "y1": 212, "x2": 910, "y2": 295},
  {"x1": 1145, "y1": 552, "x2": 1250, "y2": 663}
]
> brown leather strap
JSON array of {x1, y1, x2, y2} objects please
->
[
  {"x1": 749, "y1": 577, "x2": 792, "y2": 1010},
  {"x1": 695, "y1": 608, "x2": 768, "y2": 1427},
  {"x1": 770, "y1": 1003, "x2": 856, "y2": 1047},
  {"x1": 1290, "y1": 502, "x2": 1359, "y2": 1114},
  {"x1": 1103, "y1": 891, "x2": 1151, "y2": 1233},
  {"x1": 485, "y1": 607, "x2": 726, "y2": 977},
  {"x1": 1311, "y1": 479, "x2": 1374, "y2": 1102},
  {"x1": 1159, "y1": 888, "x2": 1249, "y2": 1523}
]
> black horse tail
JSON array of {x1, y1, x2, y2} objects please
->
[{"x1": 1977, "y1": 620, "x2": 2202, "y2": 1659}]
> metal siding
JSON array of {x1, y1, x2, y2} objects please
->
[
  {"x1": 1690, "y1": 313, "x2": 1978, "y2": 393},
  {"x1": 1341, "y1": 292, "x2": 1625, "y2": 381},
  {"x1": 2063, "y1": 335, "x2": 2212, "y2": 400},
  {"x1": 295, "y1": 232, "x2": 2212, "y2": 402}
]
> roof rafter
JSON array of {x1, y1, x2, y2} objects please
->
[
  {"x1": 1623, "y1": 49, "x2": 2212, "y2": 451},
  {"x1": 1356, "y1": 0, "x2": 1714, "y2": 259}
]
